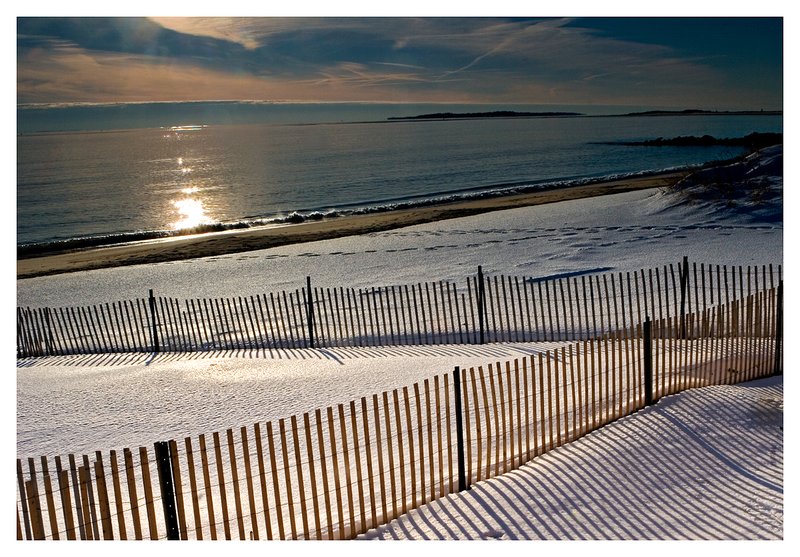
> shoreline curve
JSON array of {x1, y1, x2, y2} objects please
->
[{"x1": 17, "y1": 170, "x2": 686, "y2": 280}]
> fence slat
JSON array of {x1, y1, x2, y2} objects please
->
[
  {"x1": 17, "y1": 459, "x2": 32, "y2": 540},
  {"x1": 252, "y1": 423, "x2": 273, "y2": 539},
  {"x1": 478, "y1": 366, "x2": 491, "y2": 479},
  {"x1": 402, "y1": 386, "x2": 416, "y2": 510},
  {"x1": 78, "y1": 454, "x2": 100, "y2": 539},
  {"x1": 93, "y1": 457, "x2": 114, "y2": 539},
  {"x1": 291, "y1": 415, "x2": 310, "y2": 539},
  {"x1": 183, "y1": 438, "x2": 203, "y2": 540},
  {"x1": 304, "y1": 412, "x2": 322, "y2": 539},
  {"x1": 392, "y1": 389, "x2": 407, "y2": 516},
  {"x1": 349, "y1": 400, "x2": 366, "y2": 536},
  {"x1": 337, "y1": 404, "x2": 355, "y2": 538},
  {"x1": 26, "y1": 478, "x2": 46, "y2": 540},
  {"x1": 212, "y1": 432, "x2": 231, "y2": 539},
  {"x1": 372, "y1": 394, "x2": 388, "y2": 524},
  {"x1": 139, "y1": 447, "x2": 159, "y2": 540},
  {"x1": 265, "y1": 421, "x2": 285, "y2": 539},
  {"x1": 313, "y1": 409, "x2": 332, "y2": 540},
  {"x1": 413, "y1": 383, "x2": 425, "y2": 504},
  {"x1": 467, "y1": 367, "x2": 478, "y2": 483},
  {"x1": 383, "y1": 392, "x2": 398, "y2": 521},
  {"x1": 326, "y1": 407, "x2": 344, "y2": 540},
  {"x1": 240, "y1": 427, "x2": 259, "y2": 540},
  {"x1": 78, "y1": 465, "x2": 95, "y2": 540},
  {"x1": 122, "y1": 449, "x2": 142, "y2": 540},
  {"x1": 198, "y1": 434, "x2": 217, "y2": 540},
  {"x1": 444, "y1": 373, "x2": 454, "y2": 492},
  {"x1": 494, "y1": 362, "x2": 507, "y2": 474},
  {"x1": 462, "y1": 368, "x2": 481, "y2": 482},
  {"x1": 226, "y1": 429, "x2": 246, "y2": 539},
  {"x1": 57, "y1": 469, "x2": 77, "y2": 539},
  {"x1": 434, "y1": 376, "x2": 444, "y2": 498},
  {"x1": 361, "y1": 397, "x2": 378, "y2": 532}
]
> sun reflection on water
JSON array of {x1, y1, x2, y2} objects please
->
[
  {"x1": 171, "y1": 196, "x2": 213, "y2": 230},
  {"x1": 164, "y1": 131, "x2": 217, "y2": 230}
]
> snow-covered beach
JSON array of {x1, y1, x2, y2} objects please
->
[
  {"x1": 15, "y1": 146, "x2": 784, "y2": 541},
  {"x1": 17, "y1": 148, "x2": 782, "y2": 307},
  {"x1": 13, "y1": 13, "x2": 788, "y2": 548},
  {"x1": 360, "y1": 375, "x2": 783, "y2": 540}
]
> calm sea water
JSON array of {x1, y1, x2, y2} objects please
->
[{"x1": 17, "y1": 107, "x2": 782, "y2": 250}]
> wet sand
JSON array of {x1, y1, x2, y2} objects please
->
[{"x1": 17, "y1": 171, "x2": 686, "y2": 279}]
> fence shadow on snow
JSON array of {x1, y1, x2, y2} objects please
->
[
  {"x1": 16, "y1": 262, "x2": 783, "y2": 539},
  {"x1": 17, "y1": 258, "x2": 782, "y2": 357},
  {"x1": 361, "y1": 379, "x2": 783, "y2": 540}
]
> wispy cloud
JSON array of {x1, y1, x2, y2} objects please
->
[{"x1": 17, "y1": 17, "x2": 782, "y2": 109}]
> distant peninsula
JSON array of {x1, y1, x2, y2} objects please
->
[
  {"x1": 388, "y1": 110, "x2": 583, "y2": 121},
  {"x1": 386, "y1": 108, "x2": 781, "y2": 122},
  {"x1": 620, "y1": 109, "x2": 782, "y2": 117},
  {"x1": 604, "y1": 132, "x2": 782, "y2": 150}
]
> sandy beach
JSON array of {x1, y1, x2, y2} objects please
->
[{"x1": 17, "y1": 170, "x2": 686, "y2": 279}]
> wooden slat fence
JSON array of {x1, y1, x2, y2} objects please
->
[
  {"x1": 16, "y1": 260, "x2": 783, "y2": 357},
  {"x1": 17, "y1": 281, "x2": 781, "y2": 540}
]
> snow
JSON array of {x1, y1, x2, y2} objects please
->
[
  {"x1": 17, "y1": 149, "x2": 782, "y2": 307},
  {"x1": 13, "y1": 147, "x2": 784, "y2": 542},
  {"x1": 16, "y1": 342, "x2": 568, "y2": 457},
  {"x1": 359, "y1": 376, "x2": 783, "y2": 540}
]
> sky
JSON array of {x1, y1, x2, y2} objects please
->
[{"x1": 16, "y1": 14, "x2": 783, "y2": 110}]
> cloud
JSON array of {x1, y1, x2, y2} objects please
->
[
  {"x1": 16, "y1": 17, "x2": 782, "y2": 109},
  {"x1": 16, "y1": 42, "x2": 474, "y2": 104},
  {"x1": 149, "y1": 17, "x2": 266, "y2": 50}
]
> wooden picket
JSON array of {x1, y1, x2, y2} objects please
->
[
  {"x1": 17, "y1": 261, "x2": 783, "y2": 357},
  {"x1": 16, "y1": 270, "x2": 781, "y2": 540}
]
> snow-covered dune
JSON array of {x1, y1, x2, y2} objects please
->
[
  {"x1": 15, "y1": 146, "x2": 783, "y2": 540},
  {"x1": 360, "y1": 376, "x2": 783, "y2": 540},
  {"x1": 646, "y1": 145, "x2": 782, "y2": 224},
  {"x1": 16, "y1": 149, "x2": 782, "y2": 308}
]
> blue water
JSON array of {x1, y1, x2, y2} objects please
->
[{"x1": 16, "y1": 104, "x2": 782, "y2": 250}]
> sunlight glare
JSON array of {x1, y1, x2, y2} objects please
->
[{"x1": 171, "y1": 197, "x2": 212, "y2": 230}]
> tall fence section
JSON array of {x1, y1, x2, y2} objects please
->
[
  {"x1": 17, "y1": 259, "x2": 783, "y2": 357},
  {"x1": 16, "y1": 259, "x2": 783, "y2": 540}
]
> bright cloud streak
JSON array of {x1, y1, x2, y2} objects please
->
[{"x1": 16, "y1": 17, "x2": 783, "y2": 109}]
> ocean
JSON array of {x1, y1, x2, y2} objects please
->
[{"x1": 16, "y1": 103, "x2": 782, "y2": 252}]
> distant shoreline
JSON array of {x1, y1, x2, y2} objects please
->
[
  {"x1": 386, "y1": 109, "x2": 782, "y2": 122},
  {"x1": 387, "y1": 110, "x2": 583, "y2": 121},
  {"x1": 17, "y1": 170, "x2": 687, "y2": 279},
  {"x1": 18, "y1": 106, "x2": 782, "y2": 135},
  {"x1": 598, "y1": 132, "x2": 782, "y2": 149}
]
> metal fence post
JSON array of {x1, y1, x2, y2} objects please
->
[
  {"x1": 148, "y1": 289, "x2": 160, "y2": 353},
  {"x1": 775, "y1": 279, "x2": 783, "y2": 375},
  {"x1": 44, "y1": 307, "x2": 54, "y2": 356},
  {"x1": 453, "y1": 366, "x2": 468, "y2": 491},
  {"x1": 679, "y1": 255, "x2": 689, "y2": 339},
  {"x1": 154, "y1": 441, "x2": 180, "y2": 540},
  {"x1": 644, "y1": 317, "x2": 654, "y2": 406},
  {"x1": 477, "y1": 266, "x2": 485, "y2": 344},
  {"x1": 306, "y1": 276, "x2": 315, "y2": 349}
]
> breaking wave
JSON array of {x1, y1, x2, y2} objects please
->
[{"x1": 17, "y1": 164, "x2": 701, "y2": 258}]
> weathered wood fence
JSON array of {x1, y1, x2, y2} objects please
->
[
  {"x1": 16, "y1": 279, "x2": 782, "y2": 540},
  {"x1": 16, "y1": 259, "x2": 783, "y2": 357}
]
